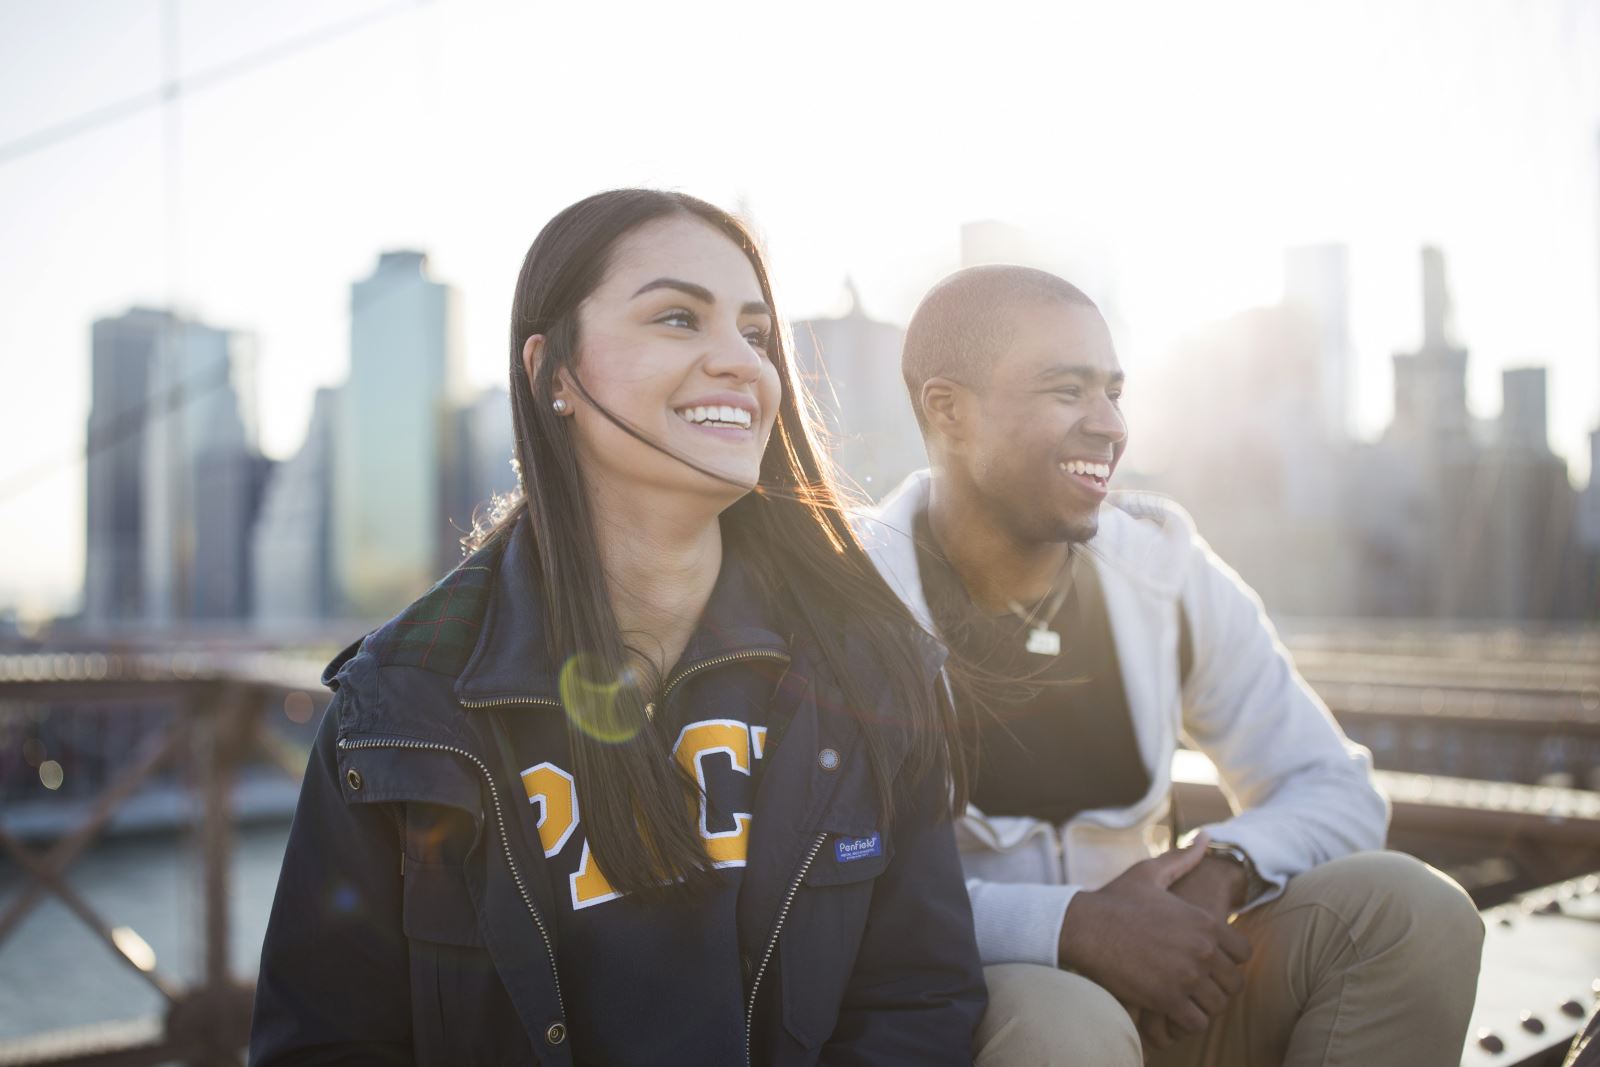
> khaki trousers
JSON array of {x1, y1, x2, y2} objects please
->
[{"x1": 974, "y1": 851, "x2": 1484, "y2": 1067}]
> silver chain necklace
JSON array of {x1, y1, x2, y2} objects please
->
[{"x1": 1003, "y1": 549, "x2": 1075, "y2": 657}]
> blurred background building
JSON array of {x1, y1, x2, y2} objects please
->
[
  {"x1": 331, "y1": 250, "x2": 464, "y2": 619},
  {"x1": 84, "y1": 308, "x2": 267, "y2": 627},
  {"x1": 789, "y1": 281, "x2": 925, "y2": 495}
]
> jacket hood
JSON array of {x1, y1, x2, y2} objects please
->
[{"x1": 858, "y1": 470, "x2": 1200, "y2": 624}]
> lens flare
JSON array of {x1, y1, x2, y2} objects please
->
[
  {"x1": 559, "y1": 654, "x2": 643, "y2": 743},
  {"x1": 38, "y1": 760, "x2": 64, "y2": 790},
  {"x1": 110, "y1": 926, "x2": 157, "y2": 972}
]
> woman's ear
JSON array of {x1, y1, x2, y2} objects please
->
[
  {"x1": 521, "y1": 334, "x2": 546, "y2": 384},
  {"x1": 523, "y1": 335, "x2": 575, "y2": 413}
]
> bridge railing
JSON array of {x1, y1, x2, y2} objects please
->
[{"x1": 0, "y1": 652, "x2": 328, "y2": 1067}]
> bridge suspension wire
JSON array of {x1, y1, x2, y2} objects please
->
[{"x1": 0, "y1": 0, "x2": 433, "y2": 168}]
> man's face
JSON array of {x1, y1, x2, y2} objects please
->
[{"x1": 960, "y1": 301, "x2": 1127, "y2": 544}]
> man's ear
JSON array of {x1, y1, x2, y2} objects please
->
[
  {"x1": 522, "y1": 334, "x2": 574, "y2": 410},
  {"x1": 920, "y1": 376, "x2": 972, "y2": 446}
]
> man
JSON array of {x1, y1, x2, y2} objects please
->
[{"x1": 857, "y1": 265, "x2": 1484, "y2": 1066}]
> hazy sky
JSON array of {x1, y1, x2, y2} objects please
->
[{"x1": 2, "y1": 0, "x2": 1598, "y2": 618}]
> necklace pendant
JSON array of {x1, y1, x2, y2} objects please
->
[{"x1": 1025, "y1": 627, "x2": 1061, "y2": 656}]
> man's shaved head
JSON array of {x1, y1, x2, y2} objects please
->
[{"x1": 902, "y1": 265, "x2": 1098, "y2": 432}]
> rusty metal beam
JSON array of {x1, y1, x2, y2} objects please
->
[
  {"x1": 0, "y1": 829, "x2": 181, "y2": 1002},
  {"x1": 0, "y1": 720, "x2": 190, "y2": 948}
]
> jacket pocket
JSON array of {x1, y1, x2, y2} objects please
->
[
  {"x1": 780, "y1": 829, "x2": 894, "y2": 1049},
  {"x1": 402, "y1": 860, "x2": 527, "y2": 1066},
  {"x1": 402, "y1": 856, "x2": 485, "y2": 946}
]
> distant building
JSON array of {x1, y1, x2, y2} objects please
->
[
  {"x1": 1283, "y1": 244, "x2": 1352, "y2": 441},
  {"x1": 1140, "y1": 246, "x2": 1588, "y2": 622},
  {"x1": 1361, "y1": 252, "x2": 1586, "y2": 620},
  {"x1": 141, "y1": 314, "x2": 262, "y2": 622},
  {"x1": 445, "y1": 386, "x2": 518, "y2": 552},
  {"x1": 1386, "y1": 248, "x2": 1474, "y2": 460},
  {"x1": 1582, "y1": 429, "x2": 1600, "y2": 552},
  {"x1": 252, "y1": 387, "x2": 337, "y2": 626},
  {"x1": 790, "y1": 283, "x2": 926, "y2": 497},
  {"x1": 84, "y1": 309, "x2": 161, "y2": 623},
  {"x1": 83, "y1": 308, "x2": 263, "y2": 626},
  {"x1": 1143, "y1": 302, "x2": 1358, "y2": 616},
  {"x1": 331, "y1": 251, "x2": 464, "y2": 618}
]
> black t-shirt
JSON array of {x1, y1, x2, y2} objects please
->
[
  {"x1": 507, "y1": 562, "x2": 781, "y2": 1066},
  {"x1": 914, "y1": 511, "x2": 1150, "y2": 824}
]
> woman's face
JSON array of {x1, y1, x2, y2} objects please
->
[{"x1": 549, "y1": 214, "x2": 782, "y2": 506}]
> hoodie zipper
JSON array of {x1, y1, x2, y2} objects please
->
[
  {"x1": 745, "y1": 831, "x2": 828, "y2": 1067},
  {"x1": 337, "y1": 735, "x2": 565, "y2": 1020}
]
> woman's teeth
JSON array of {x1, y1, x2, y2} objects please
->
[
  {"x1": 675, "y1": 404, "x2": 753, "y2": 429},
  {"x1": 1060, "y1": 459, "x2": 1111, "y2": 481}
]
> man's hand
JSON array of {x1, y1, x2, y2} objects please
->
[
  {"x1": 1170, "y1": 854, "x2": 1250, "y2": 924},
  {"x1": 1057, "y1": 833, "x2": 1252, "y2": 1046}
]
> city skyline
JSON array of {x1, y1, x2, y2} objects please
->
[
  {"x1": 3, "y1": 0, "x2": 1599, "y2": 617},
  {"x1": 59, "y1": 237, "x2": 1598, "y2": 632},
  {"x1": 11, "y1": 224, "x2": 1600, "y2": 624}
]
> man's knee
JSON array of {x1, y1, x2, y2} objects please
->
[
  {"x1": 976, "y1": 963, "x2": 1142, "y2": 1067},
  {"x1": 1296, "y1": 850, "x2": 1484, "y2": 975}
]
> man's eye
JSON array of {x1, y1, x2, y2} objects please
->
[
  {"x1": 1108, "y1": 391, "x2": 1124, "y2": 404},
  {"x1": 656, "y1": 309, "x2": 696, "y2": 329},
  {"x1": 1054, "y1": 387, "x2": 1083, "y2": 400}
]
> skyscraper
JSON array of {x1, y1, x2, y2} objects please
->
[
  {"x1": 252, "y1": 387, "x2": 337, "y2": 626},
  {"x1": 790, "y1": 282, "x2": 925, "y2": 496},
  {"x1": 84, "y1": 308, "x2": 262, "y2": 626},
  {"x1": 1284, "y1": 244, "x2": 1352, "y2": 440},
  {"x1": 1387, "y1": 247, "x2": 1473, "y2": 458},
  {"x1": 84, "y1": 309, "x2": 161, "y2": 624},
  {"x1": 141, "y1": 316, "x2": 262, "y2": 622},
  {"x1": 332, "y1": 251, "x2": 463, "y2": 618},
  {"x1": 444, "y1": 386, "x2": 518, "y2": 553}
]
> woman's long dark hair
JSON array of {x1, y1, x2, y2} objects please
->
[{"x1": 477, "y1": 189, "x2": 965, "y2": 897}]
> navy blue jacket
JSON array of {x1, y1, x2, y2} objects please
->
[{"x1": 250, "y1": 521, "x2": 986, "y2": 1066}]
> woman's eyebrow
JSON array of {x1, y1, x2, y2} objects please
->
[{"x1": 631, "y1": 277, "x2": 771, "y2": 317}]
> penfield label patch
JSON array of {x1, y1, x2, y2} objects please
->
[{"x1": 835, "y1": 833, "x2": 882, "y2": 863}]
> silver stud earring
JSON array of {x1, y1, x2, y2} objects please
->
[{"x1": 552, "y1": 398, "x2": 570, "y2": 415}]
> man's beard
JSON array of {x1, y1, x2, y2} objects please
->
[{"x1": 993, "y1": 490, "x2": 1099, "y2": 547}]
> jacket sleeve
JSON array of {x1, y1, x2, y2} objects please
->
[
  {"x1": 821, "y1": 763, "x2": 988, "y2": 1065},
  {"x1": 1179, "y1": 528, "x2": 1390, "y2": 906},
  {"x1": 249, "y1": 696, "x2": 415, "y2": 1066}
]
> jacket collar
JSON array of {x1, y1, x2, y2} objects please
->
[
  {"x1": 858, "y1": 468, "x2": 1195, "y2": 613},
  {"x1": 454, "y1": 518, "x2": 790, "y2": 707}
]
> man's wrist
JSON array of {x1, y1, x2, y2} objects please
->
[
  {"x1": 1202, "y1": 841, "x2": 1264, "y2": 907},
  {"x1": 1056, "y1": 887, "x2": 1097, "y2": 970}
]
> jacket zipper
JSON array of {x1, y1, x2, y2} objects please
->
[
  {"x1": 745, "y1": 831, "x2": 828, "y2": 1067},
  {"x1": 659, "y1": 649, "x2": 789, "y2": 706},
  {"x1": 337, "y1": 735, "x2": 565, "y2": 1020},
  {"x1": 458, "y1": 695, "x2": 562, "y2": 710},
  {"x1": 448, "y1": 645, "x2": 793, "y2": 1055}
]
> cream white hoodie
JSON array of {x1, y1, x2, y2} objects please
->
[{"x1": 856, "y1": 470, "x2": 1390, "y2": 966}]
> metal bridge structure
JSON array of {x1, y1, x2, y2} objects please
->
[{"x1": 0, "y1": 631, "x2": 1595, "y2": 1066}]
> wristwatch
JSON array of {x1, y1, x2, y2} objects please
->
[{"x1": 1204, "y1": 840, "x2": 1268, "y2": 905}]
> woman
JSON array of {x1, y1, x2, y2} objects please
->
[{"x1": 249, "y1": 190, "x2": 985, "y2": 1066}]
